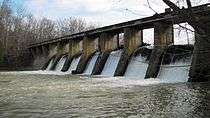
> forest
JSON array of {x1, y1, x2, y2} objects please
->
[{"x1": 0, "y1": 0, "x2": 97, "y2": 70}]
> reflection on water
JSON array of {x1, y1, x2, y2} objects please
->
[{"x1": 0, "y1": 72, "x2": 210, "y2": 118}]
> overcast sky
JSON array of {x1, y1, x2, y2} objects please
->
[
  {"x1": 23, "y1": 0, "x2": 167, "y2": 25},
  {"x1": 0, "y1": 0, "x2": 209, "y2": 44},
  {"x1": 1, "y1": 0, "x2": 209, "y2": 26}
]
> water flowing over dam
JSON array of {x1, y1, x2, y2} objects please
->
[
  {"x1": 124, "y1": 47, "x2": 152, "y2": 79},
  {"x1": 83, "y1": 52, "x2": 100, "y2": 75},
  {"x1": 36, "y1": 45, "x2": 192, "y2": 83},
  {"x1": 101, "y1": 50, "x2": 123, "y2": 76},
  {"x1": 157, "y1": 45, "x2": 193, "y2": 82},
  {"x1": 46, "y1": 58, "x2": 54, "y2": 71},
  {"x1": 28, "y1": 4, "x2": 210, "y2": 82},
  {"x1": 67, "y1": 56, "x2": 81, "y2": 74},
  {"x1": 55, "y1": 56, "x2": 67, "y2": 71}
]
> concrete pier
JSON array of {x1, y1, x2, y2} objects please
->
[
  {"x1": 115, "y1": 27, "x2": 143, "y2": 76},
  {"x1": 145, "y1": 22, "x2": 174, "y2": 78},
  {"x1": 92, "y1": 33, "x2": 118, "y2": 75},
  {"x1": 73, "y1": 36, "x2": 97, "y2": 74}
]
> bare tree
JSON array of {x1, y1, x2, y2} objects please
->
[
  {"x1": 56, "y1": 17, "x2": 98, "y2": 36},
  {"x1": 0, "y1": 0, "x2": 99, "y2": 69}
]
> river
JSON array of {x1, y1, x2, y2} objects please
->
[{"x1": 0, "y1": 71, "x2": 210, "y2": 118}]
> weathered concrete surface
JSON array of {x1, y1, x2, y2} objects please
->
[
  {"x1": 48, "y1": 43, "x2": 58, "y2": 58},
  {"x1": 145, "y1": 22, "x2": 174, "y2": 78},
  {"x1": 32, "y1": 46, "x2": 49, "y2": 70},
  {"x1": 115, "y1": 28, "x2": 143, "y2": 76},
  {"x1": 62, "y1": 40, "x2": 83, "y2": 72},
  {"x1": 41, "y1": 45, "x2": 50, "y2": 70},
  {"x1": 99, "y1": 33, "x2": 118, "y2": 52},
  {"x1": 73, "y1": 36, "x2": 97, "y2": 74},
  {"x1": 91, "y1": 33, "x2": 118, "y2": 75},
  {"x1": 69, "y1": 40, "x2": 82, "y2": 57},
  {"x1": 49, "y1": 43, "x2": 62, "y2": 70}
]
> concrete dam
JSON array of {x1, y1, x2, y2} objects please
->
[{"x1": 29, "y1": 4, "x2": 210, "y2": 82}]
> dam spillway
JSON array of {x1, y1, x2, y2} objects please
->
[
  {"x1": 68, "y1": 56, "x2": 81, "y2": 74},
  {"x1": 54, "y1": 56, "x2": 67, "y2": 71},
  {"x1": 46, "y1": 58, "x2": 54, "y2": 71},
  {"x1": 100, "y1": 50, "x2": 123, "y2": 77},
  {"x1": 157, "y1": 45, "x2": 193, "y2": 82},
  {"x1": 39, "y1": 44, "x2": 193, "y2": 83},
  {"x1": 83, "y1": 52, "x2": 100, "y2": 75},
  {"x1": 124, "y1": 47, "x2": 152, "y2": 79},
  {"x1": 28, "y1": 4, "x2": 210, "y2": 82}
]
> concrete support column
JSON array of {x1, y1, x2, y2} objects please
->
[
  {"x1": 145, "y1": 22, "x2": 174, "y2": 78},
  {"x1": 62, "y1": 40, "x2": 82, "y2": 72},
  {"x1": 49, "y1": 43, "x2": 58, "y2": 58},
  {"x1": 61, "y1": 42, "x2": 72, "y2": 72},
  {"x1": 30, "y1": 48, "x2": 36, "y2": 58},
  {"x1": 124, "y1": 28, "x2": 143, "y2": 55},
  {"x1": 99, "y1": 33, "x2": 118, "y2": 52},
  {"x1": 73, "y1": 36, "x2": 96, "y2": 74},
  {"x1": 42, "y1": 45, "x2": 49, "y2": 57},
  {"x1": 69, "y1": 40, "x2": 82, "y2": 57},
  {"x1": 49, "y1": 42, "x2": 61, "y2": 70},
  {"x1": 41, "y1": 45, "x2": 50, "y2": 70},
  {"x1": 115, "y1": 27, "x2": 143, "y2": 76},
  {"x1": 92, "y1": 33, "x2": 118, "y2": 75},
  {"x1": 35, "y1": 47, "x2": 42, "y2": 57}
]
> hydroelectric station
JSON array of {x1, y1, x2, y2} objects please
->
[{"x1": 29, "y1": 4, "x2": 210, "y2": 82}]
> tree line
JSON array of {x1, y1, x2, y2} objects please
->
[{"x1": 0, "y1": 0, "x2": 98, "y2": 70}]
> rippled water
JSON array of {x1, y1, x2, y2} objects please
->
[{"x1": 0, "y1": 72, "x2": 210, "y2": 118}]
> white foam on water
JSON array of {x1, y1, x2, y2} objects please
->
[
  {"x1": 46, "y1": 58, "x2": 54, "y2": 71},
  {"x1": 83, "y1": 52, "x2": 100, "y2": 75},
  {"x1": 68, "y1": 56, "x2": 81, "y2": 74},
  {"x1": 0, "y1": 70, "x2": 66, "y2": 75},
  {"x1": 158, "y1": 59, "x2": 191, "y2": 83},
  {"x1": 101, "y1": 50, "x2": 123, "y2": 76},
  {"x1": 124, "y1": 55, "x2": 148, "y2": 79},
  {"x1": 54, "y1": 56, "x2": 67, "y2": 71},
  {"x1": 87, "y1": 77, "x2": 161, "y2": 88}
]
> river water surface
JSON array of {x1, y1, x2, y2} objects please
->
[{"x1": 0, "y1": 72, "x2": 210, "y2": 118}]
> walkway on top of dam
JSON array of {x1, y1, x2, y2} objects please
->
[{"x1": 29, "y1": 3, "x2": 210, "y2": 48}]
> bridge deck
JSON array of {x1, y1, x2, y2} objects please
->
[{"x1": 29, "y1": 3, "x2": 210, "y2": 48}]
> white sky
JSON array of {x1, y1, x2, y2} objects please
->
[
  {"x1": 23, "y1": 0, "x2": 209, "y2": 26},
  {"x1": 22, "y1": 0, "x2": 209, "y2": 45}
]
